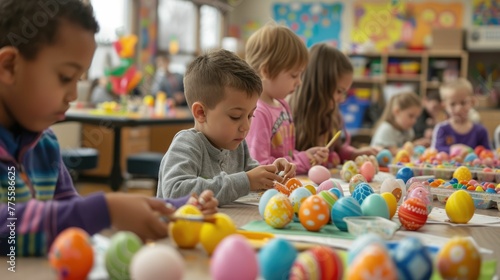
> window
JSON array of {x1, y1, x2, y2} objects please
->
[
  {"x1": 158, "y1": 0, "x2": 197, "y2": 54},
  {"x1": 90, "y1": 0, "x2": 129, "y2": 44},
  {"x1": 200, "y1": 5, "x2": 222, "y2": 51}
]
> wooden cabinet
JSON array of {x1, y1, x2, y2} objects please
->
[
  {"x1": 81, "y1": 125, "x2": 150, "y2": 177},
  {"x1": 349, "y1": 50, "x2": 468, "y2": 100}
]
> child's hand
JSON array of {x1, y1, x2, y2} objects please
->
[
  {"x1": 306, "y1": 147, "x2": 329, "y2": 165},
  {"x1": 413, "y1": 137, "x2": 431, "y2": 147},
  {"x1": 272, "y1": 158, "x2": 297, "y2": 182},
  {"x1": 352, "y1": 146, "x2": 379, "y2": 158},
  {"x1": 106, "y1": 193, "x2": 175, "y2": 242},
  {"x1": 247, "y1": 165, "x2": 282, "y2": 191},
  {"x1": 188, "y1": 190, "x2": 218, "y2": 215}
]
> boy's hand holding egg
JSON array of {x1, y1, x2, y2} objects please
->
[{"x1": 247, "y1": 164, "x2": 282, "y2": 191}]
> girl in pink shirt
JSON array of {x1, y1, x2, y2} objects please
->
[{"x1": 245, "y1": 24, "x2": 329, "y2": 174}]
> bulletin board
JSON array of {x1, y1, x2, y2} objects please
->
[
  {"x1": 272, "y1": 3, "x2": 343, "y2": 48},
  {"x1": 351, "y1": 1, "x2": 463, "y2": 51},
  {"x1": 473, "y1": 0, "x2": 500, "y2": 26},
  {"x1": 138, "y1": 0, "x2": 158, "y2": 70}
]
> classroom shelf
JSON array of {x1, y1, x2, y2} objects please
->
[
  {"x1": 386, "y1": 74, "x2": 421, "y2": 81},
  {"x1": 352, "y1": 76, "x2": 385, "y2": 83}
]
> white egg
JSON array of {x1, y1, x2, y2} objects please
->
[{"x1": 130, "y1": 244, "x2": 184, "y2": 280}]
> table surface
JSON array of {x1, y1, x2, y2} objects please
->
[{"x1": 3, "y1": 176, "x2": 500, "y2": 279}]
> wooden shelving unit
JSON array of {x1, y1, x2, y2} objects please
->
[{"x1": 349, "y1": 50, "x2": 468, "y2": 99}]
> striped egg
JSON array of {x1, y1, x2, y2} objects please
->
[
  {"x1": 445, "y1": 190, "x2": 475, "y2": 224},
  {"x1": 299, "y1": 195, "x2": 330, "y2": 231},
  {"x1": 290, "y1": 246, "x2": 343, "y2": 280},
  {"x1": 105, "y1": 232, "x2": 143, "y2": 280},
  {"x1": 318, "y1": 190, "x2": 338, "y2": 212},
  {"x1": 398, "y1": 197, "x2": 428, "y2": 231},
  {"x1": 264, "y1": 194, "x2": 293, "y2": 229},
  {"x1": 331, "y1": 197, "x2": 362, "y2": 231},
  {"x1": 289, "y1": 187, "x2": 312, "y2": 222}
]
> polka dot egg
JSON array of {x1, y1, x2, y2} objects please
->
[
  {"x1": 299, "y1": 195, "x2": 330, "y2": 231},
  {"x1": 437, "y1": 237, "x2": 481, "y2": 280},
  {"x1": 264, "y1": 194, "x2": 293, "y2": 229},
  {"x1": 351, "y1": 183, "x2": 374, "y2": 205}
]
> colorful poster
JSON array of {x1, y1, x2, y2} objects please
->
[
  {"x1": 138, "y1": 0, "x2": 158, "y2": 70},
  {"x1": 352, "y1": 1, "x2": 463, "y2": 51},
  {"x1": 473, "y1": 0, "x2": 500, "y2": 26},
  {"x1": 272, "y1": 3, "x2": 342, "y2": 47}
]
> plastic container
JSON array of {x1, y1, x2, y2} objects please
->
[
  {"x1": 476, "y1": 170, "x2": 497, "y2": 183},
  {"x1": 434, "y1": 168, "x2": 455, "y2": 180},
  {"x1": 430, "y1": 187, "x2": 500, "y2": 210},
  {"x1": 388, "y1": 164, "x2": 402, "y2": 175},
  {"x1": 344, "y1": 216, "x2": 400, "y2": 239}
]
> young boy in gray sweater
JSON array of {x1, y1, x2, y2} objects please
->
[{"x1": 157, "y1": 49, "x2": 296, "y2": 205}]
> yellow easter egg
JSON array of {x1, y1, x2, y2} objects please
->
[
  {"x1": 169, "y1": 205, "x2": 203, "y2": 249},
  {"x1": 437, "y1": 237, "x2": 481, "y2": 279},
  {"x1": 453, "y1": 166, "x2": 472, "y2": 181},
  {"x1": 199, "y1": 213, "x2": 237, "y2": 255},
  {"x1": 304, "y1": 184, "x2": 316, "y2": 195},
  {"x1": 264, "y1": 194, "x2": 293, "y2": 228},
  {"x1": 445, "y1": 190, "x2": 475, "y2": 224},
  {"x1": 380, "y1": 192, "x2": 397, "y2": 219}
]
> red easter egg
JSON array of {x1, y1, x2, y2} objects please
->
[
  {"x1": 309, "y1": 246, "x2": 343, "y2": 280},
  {"x1": 398, "y1": 198, "x2": 428, "y2": 231},
  {"x1": 49, "y1": 227, "x2": 94, "y2": 280},
  {"x1": 474, "y1": 145, "x2": 485, "y2": 156}
]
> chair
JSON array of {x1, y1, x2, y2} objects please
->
[
  {"x1": 126, "y1": 152, "x2": 164, "y2": 196},
  {"x1": 61, "y1": 148, "x2": 99, "y2": 181}
]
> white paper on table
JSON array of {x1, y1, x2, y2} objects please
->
[
  {"x1": 427, "y1": 207, "x2": 500, "y2": 227},
  {"x1": 234, "y1": 192, "x2": 261, "y2": 206},
  {"x1": 88, "y1": 234, "x2": 111, "y2": 280}
]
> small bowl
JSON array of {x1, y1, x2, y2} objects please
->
[{"x1": 343, "y1": 216, "x2": 400, "y2": 239}]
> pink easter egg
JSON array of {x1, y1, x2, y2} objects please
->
[
  {"x1": 359, "y1": 161, "x2": 375, "y2": 182},
  {"x1": 308, "y1": 165, "x2": 331, "y2": 185},
  {"x1": 317, "y1": 179, "x2": 342, "y2": 193}
]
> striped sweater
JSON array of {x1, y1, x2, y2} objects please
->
[{"x1": 0, "y1": 126, "x2": 187, "y2": 256}]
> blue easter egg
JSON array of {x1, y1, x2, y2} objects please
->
[
  {"x1": 396, "y1": 167, "x2": 414, "y2": 183},
  {"x1": 413, "y1": 145, "x2": 426, "y2": 157},
  {"x1": 464, "y1": 152, "x2": 478, "y2": 163},
  {"x1": 331, "y1": 197, "x2": 362, "y2": 231},
  {"x1": 289, "y1": 188, "x2": 312, "y2": 222},
  {"x1": 391, "y1": 237, "x2": 433, "y2": 280},
  {"x1": 259, "y1": 238, "x2": 297, "y2": 280},
  {"x1": 348, "y1": 233, "x2": 386, "y2": 265},
  {"x1": 352, "y1": 183, "x2": 374, "y2": 205},
  {"x1": 376, "y1": 149, "x2": 393, "y2": 167},
  {"x1": 329, "y1": 187, "x2": 343, "y2": 198},
  {"x1": 259, "y1": 189, "x2": 279, "y2": 218}
]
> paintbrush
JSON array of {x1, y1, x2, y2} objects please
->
[
  {"x1": 311, "y1": 130, "x2": 342, "y2": 165},
  {"x1": 160, "y1": 215, "x2": 217, "y2": 223}
]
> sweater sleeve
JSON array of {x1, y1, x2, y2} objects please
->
[
  {"x1": 431, "y1": 122, "x2": 450, "y2": 153},
  {"x1": 157, "y1": 133, "x2": 251, "y2": 206}
]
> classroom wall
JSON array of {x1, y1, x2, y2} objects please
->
[{"x1": 228, "y1": 0, "x2": 473, "y2": 51}]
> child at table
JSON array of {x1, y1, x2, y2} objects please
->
[
  {"x1": 432, "y1": 78, "x2": 491, "y2": 153},
  {"x1": 156, "y1": 49, "x2": 296, "y2": 206},
  {"x1": 0, "y1": 0, "x2": 217, "y2": 256},
  {"x1": 413, "y1": 90, "x2": 447, "y2": 145},
  {"x1": 244, "y1": 23, "x2": 329, "y2": 174},
  {"x1": 371, "y1": 92, "x2": 427, "y2": 154},
  {"x1": 290, "y1": 43, "x2": 378, "y2": 166}
]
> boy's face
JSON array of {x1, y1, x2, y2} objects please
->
[
  {"x1": 442, "y1": 89, "x2": 472, "y2": 123},
  {"x1": 0, "y1": 23, "x2": 96, "y2": 132},
  {"x1": 262, "y1": 67, "x2": 303, "y2": 100},
  {"x1": 198, "y1": 88, "x2": 259, "y2": 150}
]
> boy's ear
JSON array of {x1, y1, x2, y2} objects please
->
[
  {"x1": 0, "y1": 47, "x2": 18, "y2": 85},
  {"x1": 192, "y1": 102, "x2": 207, "y2": 123}
]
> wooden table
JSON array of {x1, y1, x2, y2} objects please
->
[
  {"x1": 61, "y1": 108, "x2": 194, "y2": 191},
  {"x1": 3, "y1": 202, "x2": 499, "y2": 279}
]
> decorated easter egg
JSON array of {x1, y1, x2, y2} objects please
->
[
  {"x1": 445, "y1": 190, "x2": 474, "y2": 224},
  {"x1": 407, "y1": 186, "x2": 432, "y2": 215},
  {"x1": 318, "y1": 178, "x2": 343, "y2": 193},
  {"x1": 437, "y1": 237, "x2": 481, "y2": 280},
  {"x1": 348, "y1": 244, "x2": 397, "y2": 280},
  {"x1": 130, "y1": 244, "x2": 184, "y2": 280},
  {"x1": 289, "y1": 187, "x2": 312, "y2": 222},
  {"x1": 380, "y1": 178, "x2": 406, "y2": 203},
  {"x1": 259, "y1": 189, "x2": 279, "y2": 218},
  {"x1": 398, "y1": 198, "x2": 428, "y2": 231},
  {"x1": 348, "y1": 233, "x2": 386, "y2": 265},
  {"x1": 274, "y1": 181, "x2": 292, "y2": 196},
  {"x1": 290, "y1": 246, "x2": 343, "y2": 280},
  {"x1": 329, "y1": 187, "x2": 344, "y2": 199},
  {"x1": 360, "y1": 161, "x2": 376, "y2": 182},
  {"x1": 169, "y1": 205, "x2": 203, "y2": 248},
  {"x1": 318, "y1": 190, "x2": 338, "y2": 212},
  {"x1": 381, "y1": 192, "x2": 398, "y2": 219},
  {"x1": 396, "y1": 167, "x2": 414, "y2": 184},
  {"x1": 463, "y1": 152, "x2": 478, "y2": 163},
  {"x1": 340, "y1": 160, "x2": 359, "y2": 182},
  {"x1": 285, "y1": 178, "x2": 303, "y2": 193},
  {"x1": 453, "y1": 166, "x2": 472, "y2": 182},
  {"x1": 331, "y1": 197, "x2": 362, "y2": 231},
  {"x1": 299, "y1": 195, "x2": 330, "y2": 231},
  {"x1": 259, "y1": 238, "x2": 297, "y2": 280},
  {"x1": 351, "y1": 183, "x2": 374, "y2": 205},
  {"x1": 355, "y1": 155, "x2": 369, "y2": 167},
  {"x1": 211, "y1": 234, "x2": 258, "y2": 280},
  {"x1": 264, "y1": 194, "x2": 293, "y2": 228},
  {"x1": 392, "y1": 237, "x2": 433, "y2": 280},
  {"x1": 394, "y1": 149, "x2": 410, "y2": 163},
  {"x1": 308, "y1": 165, "x2": 331, "y2": 185},
  {"x1": 200, "y1": 213, "x2": 237, "y2": 255},
  {"x1": 48, "y1": 227, "x2": 94, "y2": 280},
  {"x1": 349, "y1": 174, "x2": 367, "y2": 194},
  {"x1": 377, "y1": 149, "x2": 393, "y2": 167},
  {"x1": 361, "y1": 193, "x2": 389, "y2": 219},
  {"x1": 105, "y1": 231, "x2": 143, "y2": 280},
  {"x1": 303, "y1": 184, "x2": 317, "y2": 195}
]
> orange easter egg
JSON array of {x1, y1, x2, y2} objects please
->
[
  {"x1": 299, "y1": 195, "x2": 330, "y2": 231},
  {"x1": 348, "y1": 244, "x2": 397, "y2": 280},
  {"x1": 437, "y1": 237, "x2": 481, "y2": 279},
  {"x1": 398, "y1": 198, "x2": 428, "y2": 231}
]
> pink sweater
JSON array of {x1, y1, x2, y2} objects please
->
[{"x1": 246, "y1": 99, "x2": 311, "y2": 174}]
